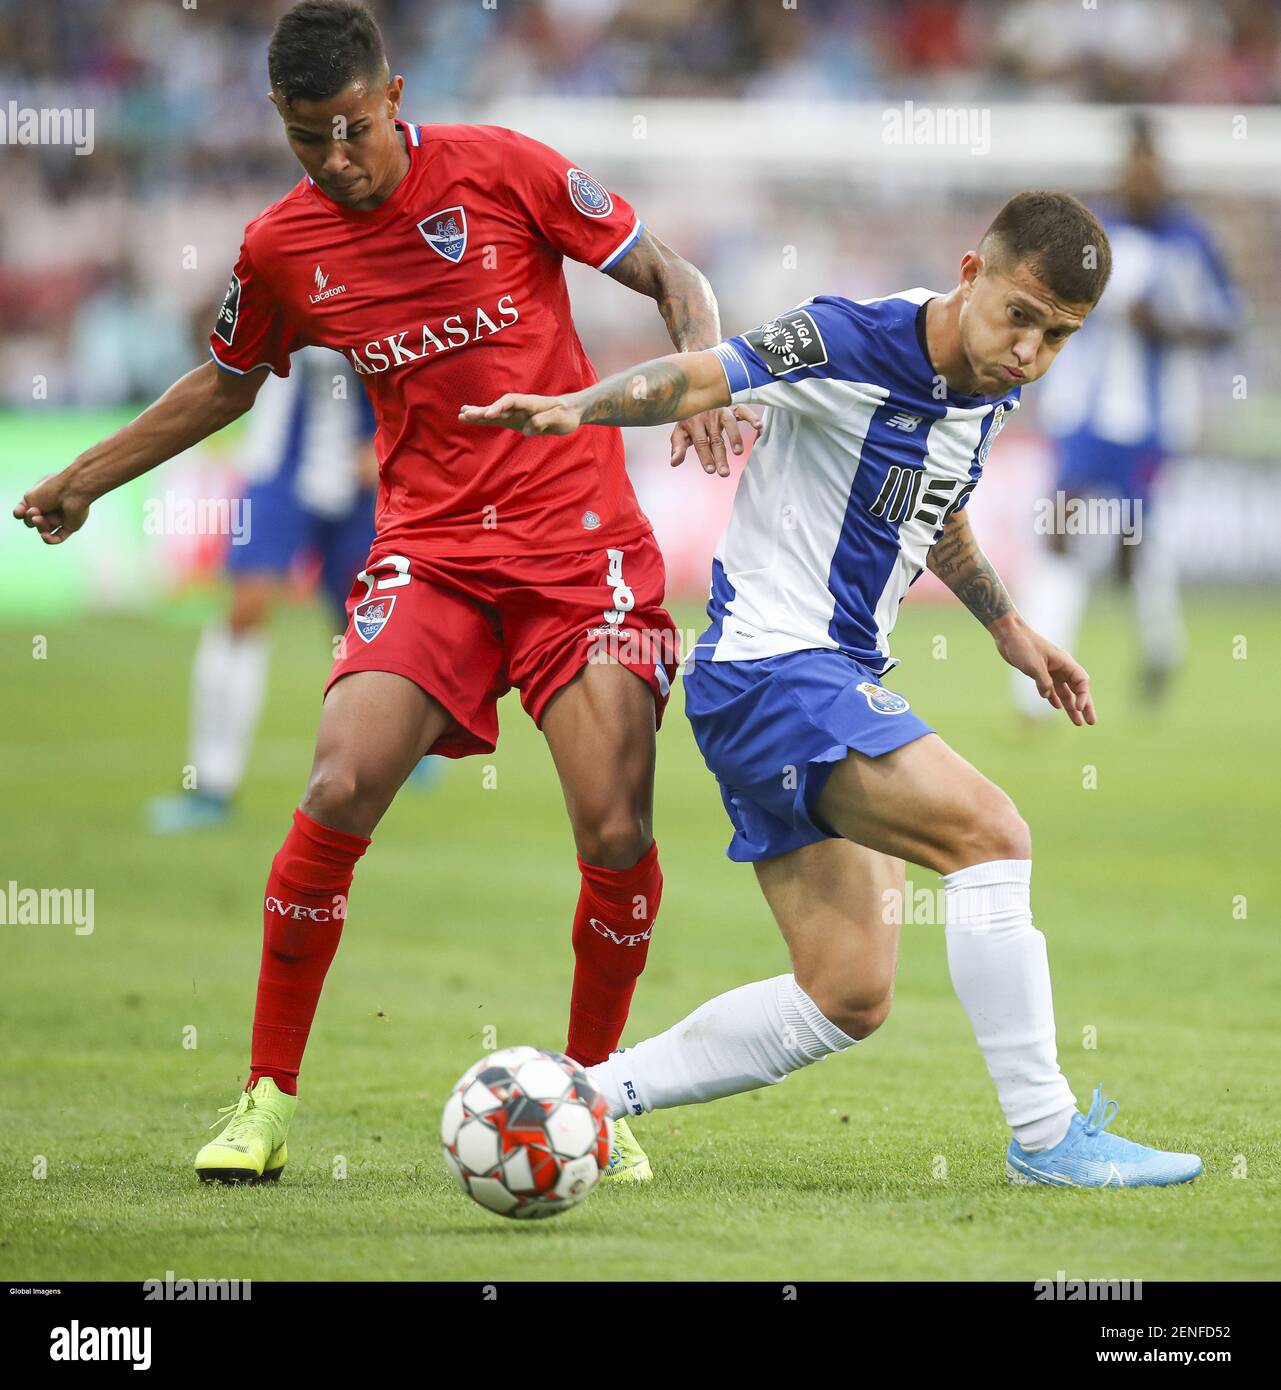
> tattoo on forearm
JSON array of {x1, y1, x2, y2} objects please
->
[
  {"x1": 953, "y1": 568, "x2": 1014, "y2": 626},
  {"x1": 658, "y1": 275, "x2": 720, "y2": 352},
  {"x1": 578, "y1": 359, "x2": 693, "y2": 428},
  {"x1": 928, "y1": 513, "x2": 1014, "y2": 626},
  {"x1": 605, "y1": 230, "x2": 721, "y2": 352}
]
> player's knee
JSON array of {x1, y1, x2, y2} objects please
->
[
  {"x1": 799, "y1": 970, "x2": 893, "y2": 1042},
  {"x1": 300, "y1": 761, "x2": 388, "y2": 836},
  {"x1": 985, "y1": 797, "x2": 1032, "y2": 862},
  {"x1": 574, "y1": 812, "x2": 652, "y2": 872},
  {"x1": 953, "y1": 789, "x2": 1031, "y2": 867}
]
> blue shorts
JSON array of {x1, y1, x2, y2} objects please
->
[
  {"x1": 226, "y1": 479, "x2": 376, "y2": 618},
  {"x1": 683, "y1": 645, "x2": 934, "y2": 863},
  {"x1": 1053, "y1": 432, "x2": 1165, "y2": 505}
]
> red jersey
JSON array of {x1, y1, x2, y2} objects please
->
[{"x1": 210, "y1": 120, "x2": 652, "y2": 557}]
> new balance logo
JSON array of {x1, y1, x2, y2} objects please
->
[{"x1": 886, "y1": 411, "x2": 923, "y2": 432}]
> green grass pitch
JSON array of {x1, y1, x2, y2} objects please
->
[{"x1": 1, "y1": 592, "x2": 1277, "y2": 1282}]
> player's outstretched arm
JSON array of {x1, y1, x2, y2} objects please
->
[
  {"x1": 458, "y1": 349, "x2": 731, "y2": 439},
  {"x1": 12, "y1": 359, "x2": 268, "y2": 545},
  {"x1": 928, "y1": 506, "x2": 1096, "y2": 726},
  {"x1": 604, "y1": 228, "x2": 761, "y2": 476}
]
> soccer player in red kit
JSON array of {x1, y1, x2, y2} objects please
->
[{"x1": 13, "y1": 0, "x2": 758, "y2": 1184}]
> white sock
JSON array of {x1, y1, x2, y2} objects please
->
[
  {"x1": 587, "y1": 974, "x2": 856, "y2": 1119},
  {"x1": 1011, "y1": 550, "x2": 1090, "y2": 717},
  {"x1": 189, "y1": 622, "x2": 269, "y2": 800},
  {"x1": 943, "y1": 859, "x2": 1076, "y2": 1151}
]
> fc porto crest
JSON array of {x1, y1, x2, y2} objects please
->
[
  {"x1": 417, "y1": 206, "x2": 468, "y2": 263},
  {"x1": 856, "y1": 681, "x2": 910, "y2": 715},
  {"x1": 977, "y1": 403, "x2": 1007, "y2": 467},
  {"x1": 567, "y1": 168, "x2": 613, "y2": 219},
  {"x1": 354, "y1": 595, "x2": 396, "y2": 643}
]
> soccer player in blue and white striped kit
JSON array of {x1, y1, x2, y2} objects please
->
[{"x1": 462, "y1": 190, "x2": 1202, "y2": 1187}]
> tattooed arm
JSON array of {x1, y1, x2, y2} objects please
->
[
  {"x1": 601, "y1": 229, "x2": 760, "y2": 477},
  {"x1": 604, "y1": 229, "x2": 719, "y2": 354},
  {"x1": 458, "y1": 350, "x2": 730, "y2": 436},
  {"x1": 927, "y1": 504, "x2": 1015, "y2": 627},
  {"x1": 928, "y1": 506, "x2": 1097, "y2": 726}
]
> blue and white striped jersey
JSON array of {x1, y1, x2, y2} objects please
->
[
  {"x1": 702, "y1": 289, "x2": 1019, "y2": 676},
  {"x1": 1036, "y1": 207, "x2": 1236, "y2": 454}
]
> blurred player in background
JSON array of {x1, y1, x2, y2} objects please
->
[
  {"x1": 1012, "y1": 115, "x2": 1238, "y2": 715},
  {"x1": 147, "y1": 348, "x2": 378, "y2": 834},
  {"x1": 13, "y1": 0, "x2": 757, "y2": 1187},
  {"x1": 466, "y1": 190, "x2": 1204, "y2": 1187}
]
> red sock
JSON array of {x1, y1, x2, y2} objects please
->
[
  {"x1": 248, "y1": 808, "x2": 370, "y2": 1095},
  {"x1": 567, "y1": 840, "x2": 662, "y2": 1067}
]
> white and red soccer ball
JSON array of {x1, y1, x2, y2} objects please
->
[{"x1": 440, "y1": 1046, "x2": 613, "y2": 1219}]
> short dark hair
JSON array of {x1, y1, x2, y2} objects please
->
[
  {"x1": 979, "y1": 190, "x2": 1112, "y2": 305},
  {"x1": 268, "y1": 0, "x2": 387, "y2": 104}
]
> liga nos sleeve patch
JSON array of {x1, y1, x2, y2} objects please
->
[
  {"x1": 744, "y1": 308, "x2": 828, "y2": 376},
  {"x1": 214, "y1": 273, "x2": 241, "y2": 346}
]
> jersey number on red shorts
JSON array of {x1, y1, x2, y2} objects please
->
[
  {"x1": 356, "y1": 555, "x2": 412, "y2": 600},
  {"x1": 604, "y1": 548, "x2": 635, "y2": 627}
]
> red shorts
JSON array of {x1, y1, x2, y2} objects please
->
[{"x1": 325, "y1": 532, "x2": 680, "y2": 758}]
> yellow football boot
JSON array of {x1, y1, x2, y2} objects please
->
[{"x1": 195, "y1": 1077, "x2": 296, "y2": 1184}]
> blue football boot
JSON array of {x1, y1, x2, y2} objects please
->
[
  {"x1": 1006, "y1": 1086, "x2": 1203, "y2": 1188},
  {"x1": 146, "y1": 791, "x2": 231, "y2": 835}
]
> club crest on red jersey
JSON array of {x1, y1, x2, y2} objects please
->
[
  {"x1": 353, "y1": 595, "x2": 397, "y2": 643},
  {"x1": 417, "y1": 206, "x2": 468, "y2": 263},
  {"x1": 567, "y1": 168, "x2": 613, "y2": 219},
  {"x1": 856, "y1": 681, "x2": 910, "y2": 715}
]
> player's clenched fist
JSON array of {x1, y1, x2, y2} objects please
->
[
  {"x1": 458, "y1": 395, "x2": 582, "y2": 437},
  {"x1": 12, "y1": 472, "x2": 91, "y2": 545}
]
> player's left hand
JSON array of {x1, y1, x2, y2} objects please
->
[
  {"x1": 671, "y1": 405, "x2": 763, "y2": 477},
  {"x1": 994, "y1": 618, "x2": 1096, "y2": 726},
  {"x1": 458, "y1": 395, "x2": 582, "y2": 436}
]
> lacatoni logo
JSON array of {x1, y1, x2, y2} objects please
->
[
  {"x1": 309, "y1": 263, "x2": 347, "y2": 303},
  {"x1": 265, "y1": 895, "x2": 346, "y2": 922},
  {"x1": 588, "y1": 918, "x2": 652, "y2": 947},
  {"x1": 49, "y1": 1323, "x2": 151, "y2": 1370},
  {"x1": 346, "y1": 295, "x2": 519, "y2": 376}
]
